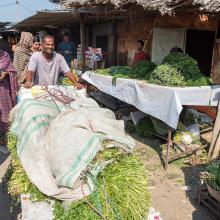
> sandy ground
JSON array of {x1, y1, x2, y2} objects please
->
[{"x1": 0, "y1": 137, "x2": 217, "y2": 220}]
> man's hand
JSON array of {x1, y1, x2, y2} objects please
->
[
  {"x1": 23, "y1": 81, "x2": 33, "y2": 89},
  {"x1": 0, "y1": 71, "x2": 8, "y2": 81}
]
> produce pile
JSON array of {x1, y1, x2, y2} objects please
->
[
  {"x1": 136, "y1": 117, "x2": 154, "y2": 138},
  {"x1": 96, "y1": 53, "x2": 212, "y2": 87},
  {"x1": 148, "y1": 53, "x2": 212, "y2": 87},
  {"x1": 97, "y1": 61, "x2": 156, "y2": 81},
  {"x1": 206, "y1": 160, "x2": 220, "y2": 192},
  {"x1": 62, "y1": 69, "x2": 79, "y2": 86},
  {"x1": 6, "y1": 133, "x2": 151, "y2": 220}
]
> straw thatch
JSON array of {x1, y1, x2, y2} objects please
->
[{"x1": 51, "y1": 0, "x2": 220, "y2": 14}]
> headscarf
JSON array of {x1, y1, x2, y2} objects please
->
[
  {"x1": 17, "y1": 31, "x2": 33, "y2": 50},
  {"x1": 13, "y1": 32, "x2": 33, "y2": 82},
  {"x1": 0, "y1": 50, "x2": 18, "y2": 105}
]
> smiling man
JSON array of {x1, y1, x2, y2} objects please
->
[{"x1": 24, "y1": 35, "x2": 78, "y2": 88}]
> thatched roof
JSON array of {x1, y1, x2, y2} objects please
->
[{"x1": 50, "y1": 0, "x2": 220, "y2": 14}]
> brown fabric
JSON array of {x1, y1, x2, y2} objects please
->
[{"x1": 13, "y1": 32, "x2": 33, "y2": 84}]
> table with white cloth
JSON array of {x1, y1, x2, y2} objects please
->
[{"x1": 82, "y1": 71, "x2": 220, "y2": 168}]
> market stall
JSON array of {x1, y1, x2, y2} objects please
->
[
  {"x1": 82, "y1": 71, "x2": 220, "y2": 129},
  {"x1": 82, "y1": 70, "x2": 219, "y2": 166}
]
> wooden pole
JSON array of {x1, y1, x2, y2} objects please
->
[
  {"x1": 80, "y1": 16, "x2": 86, "y2": 71},
  {"x1": 209, "y1": 100, "x2": 220, "y2": 159},
  {"x1": 113, "y1": 21, "x2": 117, "y2": 66}
]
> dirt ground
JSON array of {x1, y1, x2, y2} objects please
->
[
  {"x1": 134, "y1": 134, "x2": 215, "y2": 220},
  {"x1": 0, "y1": 135, "x2": 217, "y2": 220}
]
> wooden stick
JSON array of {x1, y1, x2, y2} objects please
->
[{"x1": 209, "y1": 100, "x2": 220, "y2": 159}]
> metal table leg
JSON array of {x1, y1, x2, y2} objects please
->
[{"x1": 165, "y1": 129, "x2": 172, "y2": 170}]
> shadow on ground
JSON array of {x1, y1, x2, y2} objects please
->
[
  {"x1": 182, "y1": 164, "x2": 217, "y2": 220},
  {"x1": 0, "y1": 153, "x2": 21, "y2": 220}
]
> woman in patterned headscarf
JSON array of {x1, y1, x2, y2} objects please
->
[
  {"x1": 13, "y1": 31, "x2": 33, "y2": 85},
  {"x1": 0, "y1": 50, "x2": 17, "y2": 143}
]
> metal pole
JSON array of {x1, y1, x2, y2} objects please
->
[
  {"x1": 165, "y1": 129, "x2": 172, "y2": 170},
  {"x1": 16, "y1": 0, "x2": 21, "y2": 22}
]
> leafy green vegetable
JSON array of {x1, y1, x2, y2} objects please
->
[
  {"x1": 187, "y1": 75, "x2": 212, "y2": 87},
  {"x1": 136, "y1": 117, "x2": 154, "y2": 138},
  {"x1": 206, "y1": 161, "x2": 220, "y2": 191},
  {"x1": 131, "y1": 61, "x2": 157, "y2": 80},
  {"x1": 7, "y1": 133, "x2": 151, "y2": 220},
  {"x1": 125, "y1": 120, "x2": 137, "y2": 134},
  {"x1": 148, "y1": 64, "x2": 186, "y2": 87},
  {"x1": 162, "y1": 52, "x2": 201, "y2": 79},
  {"x1": 96, "y1": 61, "x2": 156, "y2": 82},
  {"x1": 54, "y1": 153, "x2": 151, "y2": 220},
  {"x1": 147, "y1": 53, "x2": 212, "y2": 87},
  {"x1": 97, "y1": 53, "x2": 212, "y2": 87}
]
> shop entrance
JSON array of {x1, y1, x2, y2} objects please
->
[{"x1": 185, "y1": 29, "x2": 215, "y2": 77}]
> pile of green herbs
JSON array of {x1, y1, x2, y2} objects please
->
[
  {"x1": 206, "y1": 160, "x2": 220, "y2": 191},
  {"x1": 96, "y1": 53, "x2": 212, "y2": 87},
  {"x1": 7, "y1": 133, "x2": 151, "y2": 220},
  {"x1": 147, "y1": 52, "x2": 212, "y2": 87},
  {"x1": 96, "y1": 61, "x2": 156, "y2": 82}
]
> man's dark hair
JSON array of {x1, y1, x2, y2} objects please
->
[
  {"x1": 42, "y1": 35, "x2": 54, "y2": 43},
  {"x1": 33, "y1": 35, "x2": 40, "y2": 43},
  {"x1": 170, "y1": 47, "x2": 183, "y2": 53},
  {"x1": 138, "y1": 40, "x2": 145, "y2": 48}
]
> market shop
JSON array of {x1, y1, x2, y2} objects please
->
[
  {"x1": 12, "y1": 9, "x2": 127, "y2": 67},
  {"x1": 47, "y1": 0, "x2": 220, "y2": 83}
]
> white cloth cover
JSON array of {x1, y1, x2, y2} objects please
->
[{"x1": 82, "y1": 71, "x2": 220, "y2": 128}]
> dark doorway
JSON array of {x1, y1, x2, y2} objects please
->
[
  {"x1": 185, "y1": 29, "x2": 215, "y2": 77},
  {"x1": 96, "y1": 35, "x2": 108, "y2": 52},
  {"x1": 96, "y1": 35, "x2": 109, "y2": 66}
]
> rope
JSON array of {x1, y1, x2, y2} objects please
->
[
  {"x1": 39, "y1": 85, "x2": 75, "y2": 111},
  {"x1": 81, "y1": 183, "x2": 107, "y2": 220},
  {"x1": 87, "y1": 173, "x2": 121, "y2": 220},
  {"x1": 143, "y1": 16, "x2": 159, "y2": 50}
]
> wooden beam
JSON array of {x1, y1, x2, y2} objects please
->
[
  {"x1": 80, "y1": 15, "x2": 86, "y2": 71},
  {"x1": 209, "y1": 100, "x2": 220, "y2": 159}
]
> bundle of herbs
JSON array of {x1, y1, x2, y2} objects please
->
[
  {"x1": 96, "y1": 61, "x2": 156, "y2": 81},
  {"x1": 136, "y1": 117, "x2": 155, "y2": 138},
  {"x1": 130, "y1": 61, "x2": 157, "y2": 80},
  {"x1": 206, "y1": 160, "x2": 220, "y2": 192},
  {"x1": 148, "y1": 52, "x2": 212, "y2": 87},
  {"x1": 7, "y1": 133, "x2": 151, "y2": 220}
]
